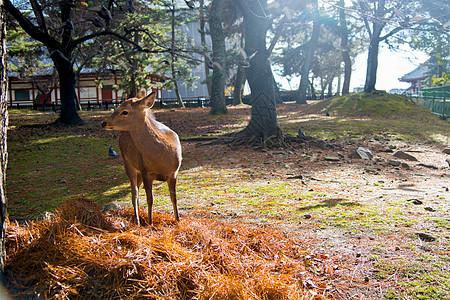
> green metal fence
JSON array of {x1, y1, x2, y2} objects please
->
[{"x1": 405, "y1": 86, "x2": 450, "y2": 119}]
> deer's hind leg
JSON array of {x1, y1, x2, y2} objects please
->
[{"x1": 167, "y1": 174, "x2": 179, "y2": 222}]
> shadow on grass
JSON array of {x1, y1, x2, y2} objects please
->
[{"x1": 296, "y1": 198, "x2": 361, "y2": 211}]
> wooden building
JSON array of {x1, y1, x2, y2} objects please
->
[
  {"x1": 7, "y1": 69, "x2": 164, "y2": 108},
  {"x1": 398, "y1": 64, "x2": 429, "y2": 93}
]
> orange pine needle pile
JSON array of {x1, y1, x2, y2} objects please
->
[{"x1": 5, "y1": 197, "x2": 345, "y2": 299}]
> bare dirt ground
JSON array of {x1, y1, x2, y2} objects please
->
[{"x1": 177, "y1": 138, "x2": 450, "y2": 298}]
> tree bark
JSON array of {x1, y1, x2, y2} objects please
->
[
  {"x1": 0, "y1": 0, "x2": 7, "y2": 275},
  {"x1": 364, "y1": 32, "x2": 381, "y2": 92},
  {"x1": 327, "y1": 77, "x2": 333, "y2": 98},
  {"x1": 170, "y1": 1, "x2": 185, "y2": 108},
  {"x1": 338, "y1": 0, "x2": 351, "y2": 95},
  {"x1": 297, "y1": 15, "x2": 320, "y2": 104},
  {"x1": 233, "y1": 0, "x2": 281, "y2": 142},
  {"x1": 361, "y1": 0, "x2": 385, "y2": 93},
  {"x1": 232, "y1": 67, "x2": 245, "y2": 106},
  {"x1": 50, "y1": 51, "x2": 83, "y2": 125},
  {"x1": 208, "y1": 0, "x2": 228, "y2": 115},
  {"x1": 199, "y1": 0, "x2": 211, "y2": 97}
]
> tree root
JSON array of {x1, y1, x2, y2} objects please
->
[{"x1": 193, "y1": 129, "x2": 334, "y2": 151}]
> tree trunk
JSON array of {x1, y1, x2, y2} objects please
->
[
  {"x1": 309, "y1": 77, "x2": 316, "y2": 99},
  {"x1": 0, "y1": 0, "x2": 7, "y2": 275},
  {"x1": 171, "y1": 1, "x2": 184, "y2": 108},
  {"x1": 244, "y1": 52, "x2": 280, "y2": 139},
  {"x1": 50, "y1": 51, "x2": 83, "y2": 125},
  {"x1": 234, "y1": 0, "x2": 281, "y2": 142},
  {"x1": 327, "y1": 77, "x2": 333, "y2": 98},
  {"x1": 338, "y1": 0, "x2": 351, "y2": 95},
  {"x1": 208, "y1": 0, "x2": 228, "y2": 115},
  {"x1": 364, "y1": 35, "x2": 380, "y2": 92},
  {"x1": 297, "y1": 15, "x2": 320, "y2": 104},
  {"x1": 199, "y1": 0, "x2": 211, "y2": 97},
  {"x1": 362, "y1": 0, "x2": 385, "y2": 93},
  {"x1": 232, "y1": 67, "x2": 245, "y2": 106}
]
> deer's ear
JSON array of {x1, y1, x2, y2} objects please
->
[{"x1": 138, "y1": 92, "x2": 156, "y2": 109}]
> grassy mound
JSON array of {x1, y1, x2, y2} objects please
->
[
  {"x1": 5, "y1": 197, "x2": 346, "y2": 299},
  {"x1": 327, "y1": 91, "x2": 423, "y2": 117},
  {"x1": 293, "y1": 91, "x2": 450, "y2": 142}
]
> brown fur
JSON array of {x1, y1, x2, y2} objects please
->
[{"x1": 102, "y1": 93, "x2": 182, "y2": 225}]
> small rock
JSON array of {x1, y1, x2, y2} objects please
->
[
  {"x1": 304, "y1": 214, "x2": 312, "y2": 219},
  {"x1": 417, "y1": 232, "x2": 436, "y2": 242},
  {"x1": 443, "y1": 147, "x2": 450, "y2": 155},
  {"x1": 393, "y1": 151, "x2": 418, "y2": 162},
  {"x1": 401, "y1": 162, "x2": 410, "y2": 169},
  {"x1": 446, "y1": 158, "x2": 450, "y2": 167},
  {"x1": 287, "y1": 174, "x2": 303, "y2": 179},
  {"x1": 273, "y1": 151, "x2": 285, "y2": 155},
  {"x1": 407, "y1": 198, "x2": 423, "y2": 205},
  {"x1": 418, "y1": 163, "x2": 438, "y2": 170},
  {"x1": 349, "y1": 147, "x2": 373, "y2": 160},
  {"x1": 58, "y1": 179, "x2": 67, "y2": 184},
  {"x1": 424, "y1": 207, "x2": 435, "y2": 212},
  {"x1": 324, "y1": 156, "x2": 340, "y2": 162},
  {"x1": 389, "y1": 159, "x2": 401, "y2": 167}
]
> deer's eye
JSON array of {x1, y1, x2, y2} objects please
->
[{"x1": 121, "y1": 111, "x2": 128, "y2": 115}]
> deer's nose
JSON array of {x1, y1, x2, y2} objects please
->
[{"x1": 101, "y1": 121, "x2": 107, "y2": 128}]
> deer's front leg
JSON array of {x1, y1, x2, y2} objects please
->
[
  {"x1": 124, "y1": 162, "x2": 142, "y2": 225},
  {"x1": 142, "y1": 172, "x2": 155, "y2": 225}
]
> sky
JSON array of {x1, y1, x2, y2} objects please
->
[
  {"x1": 350, "y1": 44, "x2": 429, "y2": 92},
  {"x1": 274, "y1": 44, "x2": 429, "y2": 93}
]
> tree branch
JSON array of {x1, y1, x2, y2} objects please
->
[
  {"x1": 72, "y1": 30, "x2": 169, "y2": 53},
  {"x1": 4, "y1": 0, "x2": 60, "y2": 50},
  {"x1": 29, "y1": 0, "x2": 48, "y2": 33},
  {"x1": 267, "y1": 16, "x2": 287, "y2": 56},
  {"x1": 379, "y1": 26, "x2": 402, "y2": 41}
]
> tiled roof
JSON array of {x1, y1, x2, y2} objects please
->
[{"x1": 399, "y1": 64, "x2": 429, "y2": 81}]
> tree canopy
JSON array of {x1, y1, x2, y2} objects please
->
[{"x1": 5, "y1": 0, "x2": 450, "y2": 122}]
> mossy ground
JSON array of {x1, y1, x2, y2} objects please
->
[{"x1": 6, "y1": 92, "x2": 450, "y2": 299}]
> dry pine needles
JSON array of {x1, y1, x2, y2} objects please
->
[{"x1": 5, "y1": 197, "x2": 345, "y2": 299}]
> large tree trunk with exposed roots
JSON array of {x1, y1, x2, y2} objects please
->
[{"x1": 232, "y1": 0, "x2": 281, "y2": 145}]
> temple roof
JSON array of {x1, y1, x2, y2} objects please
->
[{"x1": 399, "y1": 64, "x2": 429, "y2": 82}]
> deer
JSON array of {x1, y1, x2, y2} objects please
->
[{"x1": 101, "y1": 92, "x2": 182, "y2": 225}]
